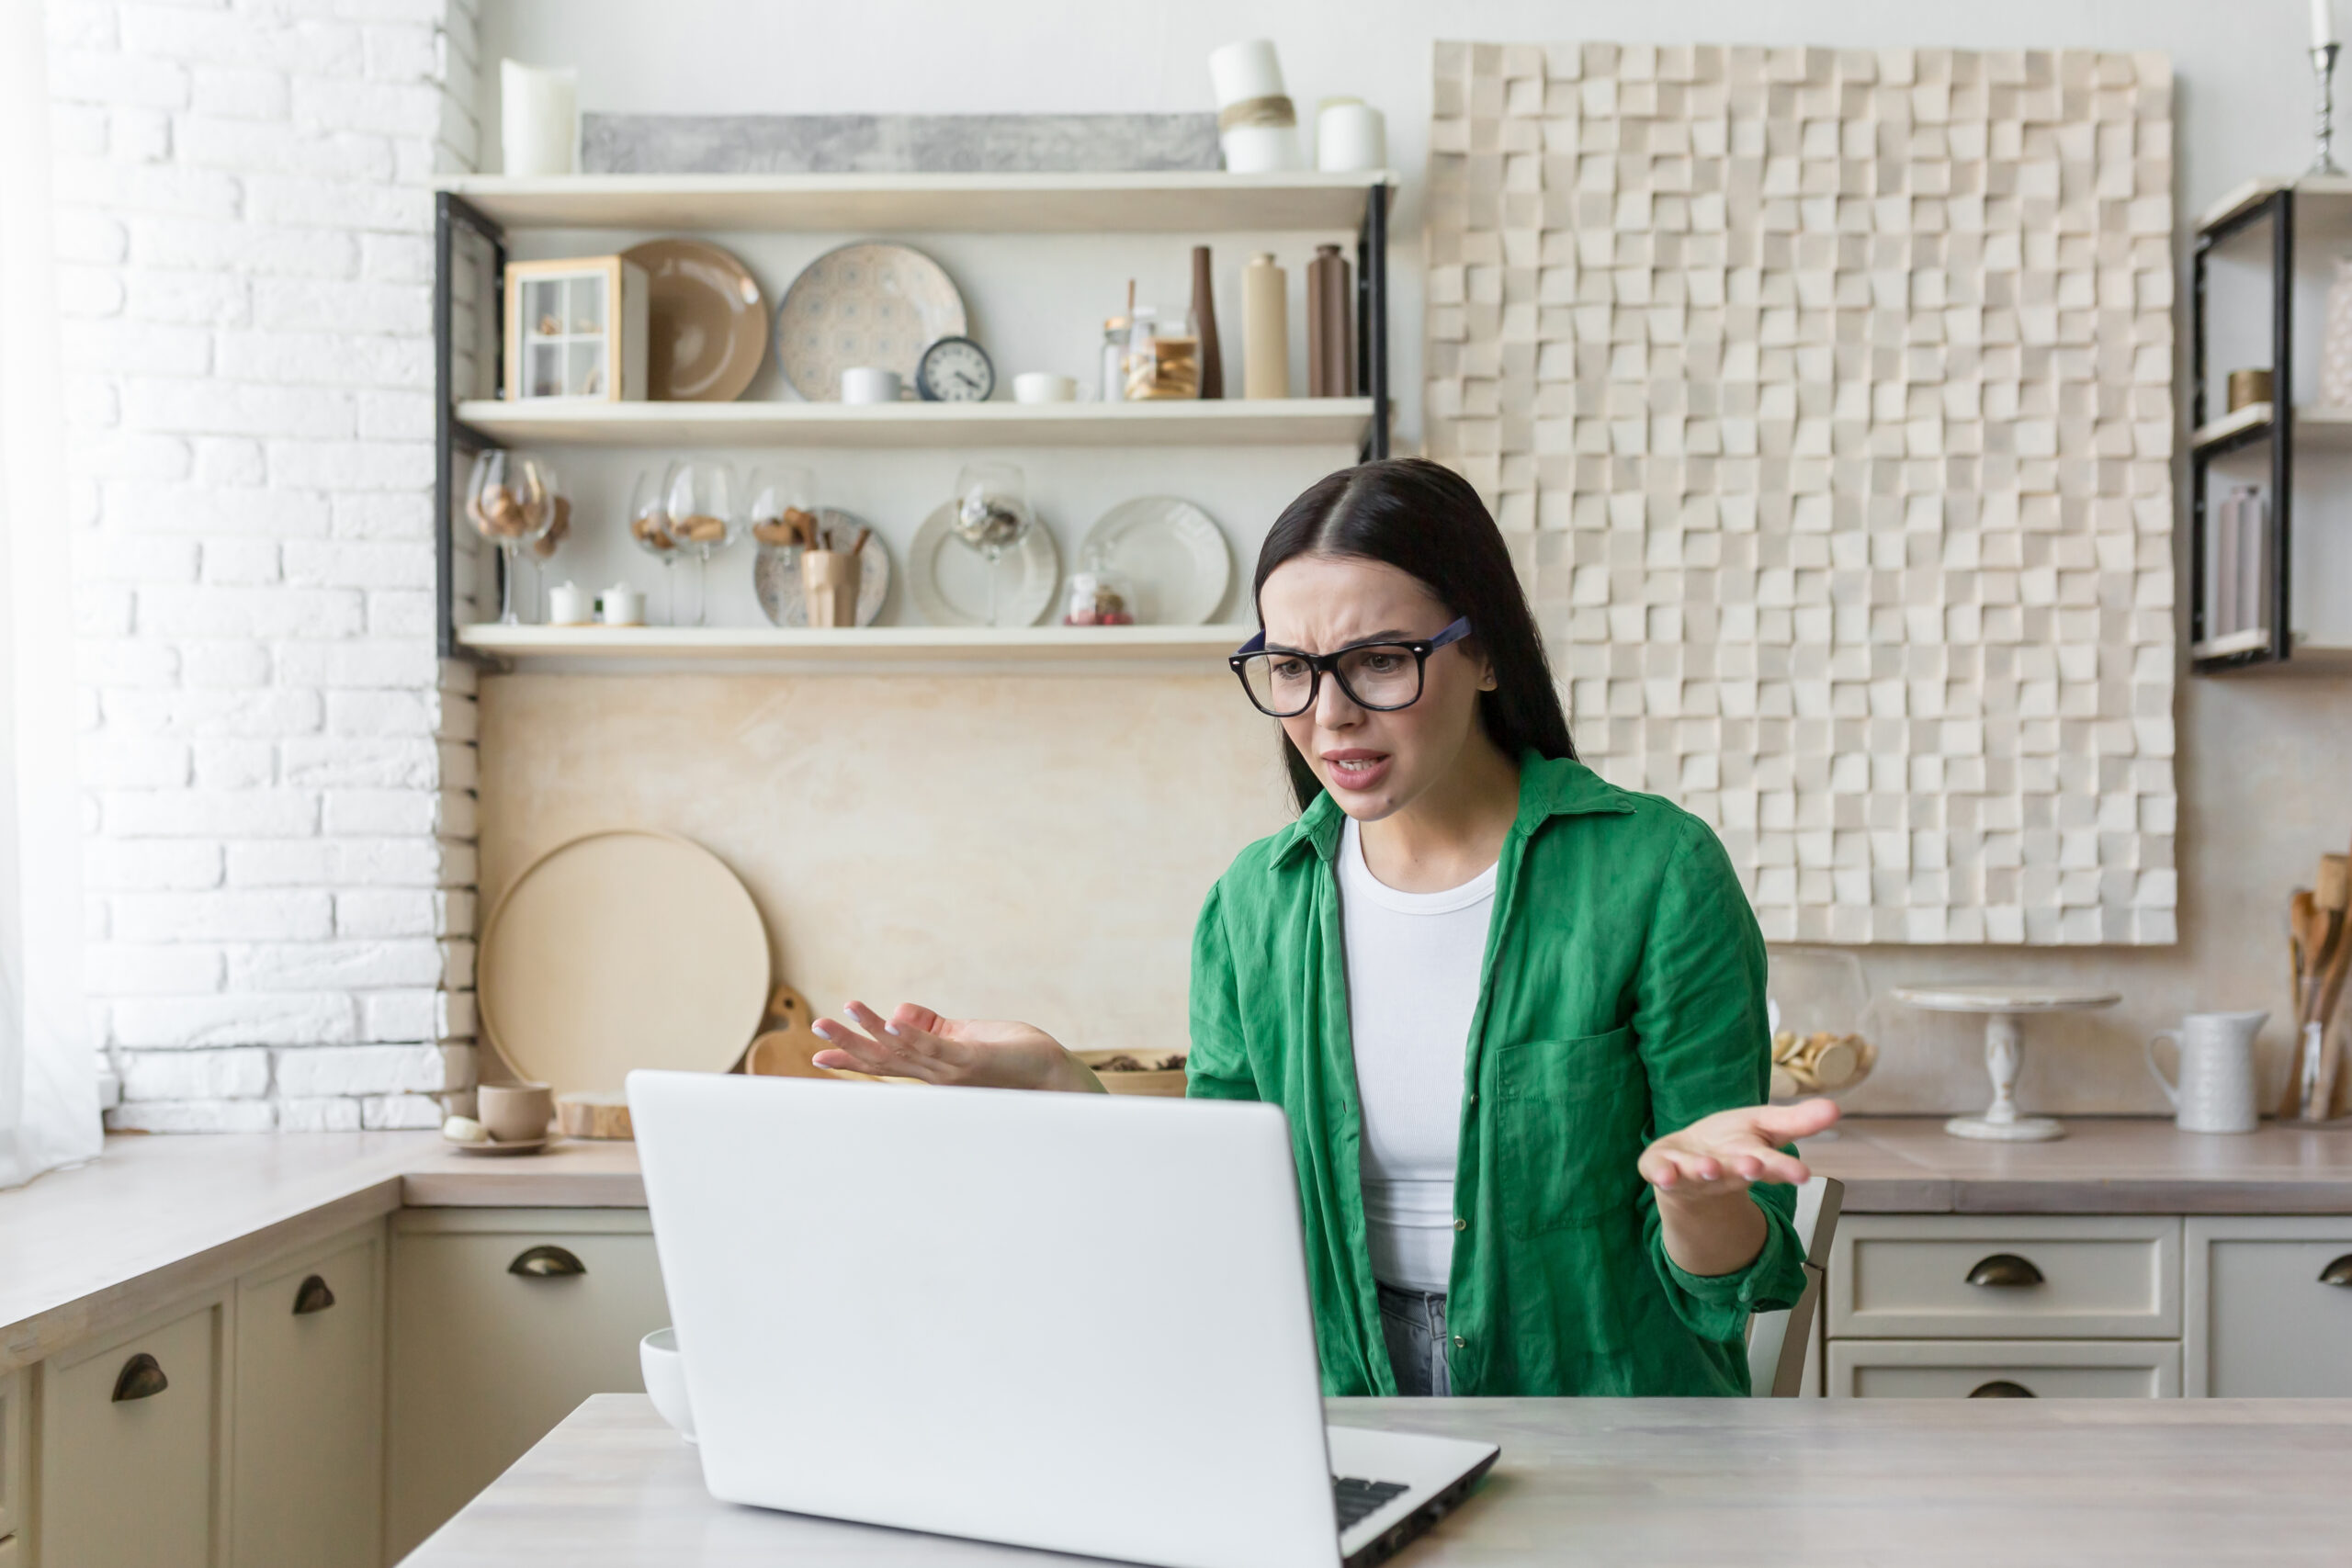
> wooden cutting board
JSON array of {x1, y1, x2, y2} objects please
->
[{"x1": 479, "y1": 829, "x2": 771, "y2": 1096}]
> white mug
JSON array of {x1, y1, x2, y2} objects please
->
[
  {"x1": 840, "y1": 367, "x2": 901, "y2": 404},
  {"x1": 1012, "y1": 371, "x2": 1077, "y2": 404},
  {"x1": 2147, "y1": 1010, "x2": 2267, "y2": 1134},
  {"x1": 596, "y1": 584, "x2": 644, "y2": 626}
]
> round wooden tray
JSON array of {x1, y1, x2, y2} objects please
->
[{"x1": 479, "y1": 829, "x2": 771, "y2": 1096}]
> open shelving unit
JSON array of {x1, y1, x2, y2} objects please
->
[
  {"x1": 2188, "y1": 176, "x2": 2352, "y2": 673},
  {"x1": 431, "y1": 169, "x2": 1396, "y2": 670}
]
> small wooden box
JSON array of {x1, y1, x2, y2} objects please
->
[{"x1": 503, "y1": 254, "x2": 650, "y2": 401}]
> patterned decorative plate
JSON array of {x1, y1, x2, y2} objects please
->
[
  {"x1": 751, "y1": 508, "x2": 892, "y2": 627},
  {"x1": 772, "y1": 243, "x2": 967, "y2": 401}
]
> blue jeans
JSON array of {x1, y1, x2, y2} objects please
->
[{"x1": 1376, "y1": 1283, "x2": 1453, "y2": 1397}]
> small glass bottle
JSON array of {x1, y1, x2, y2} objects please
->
[
  {"x1": 1123, "y1": 306, "x2": 1159, "y2": 400},
  {"x1": 1100, "y1": 314, "x2": 1130, "y2": 401}
]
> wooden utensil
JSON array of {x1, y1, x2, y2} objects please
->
[
  {"x1": 556, "y1": 1091, "x2": 633, "y2": 1140},
  {"x1": 2302, "y1": 858, "x2": 2352, "y2": 1121},
  {"x1": 2282, "y1": 888, "x2": 2324, "y2": 1116}
]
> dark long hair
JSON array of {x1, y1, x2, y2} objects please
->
[{"x1": 1252, "y1": 458, "x2": 1575, "y2": 811}]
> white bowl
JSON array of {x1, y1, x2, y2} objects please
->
[
  {"x1": 1012, "y1": 371, "x2": 1077, "y2": 404},
  {"x1": 639, "y1": 1327, "x2": 695, "y2": 1442}
]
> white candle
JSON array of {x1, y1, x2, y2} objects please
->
[
  {"x1": 501, "y1": 60, "x2": 578, "y2": 177},
  {"x1": 2316, "y1": 0, "x2": 2337, "y2": 51}
]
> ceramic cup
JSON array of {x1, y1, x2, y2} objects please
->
[
  {"x1": 639, "y1": 1327, "x2": 696, "y2": 1442},
  {"x1": 840, "y1": 367, "x2": 902, "y2": 404},
  {"x1": 476, "y1": 1081, "x2": 554, "y2": 1144},
  {"x1": 548, "y1": 580, "x2": 591, "y2": 626},
  {"x1": 595, "y1": 584, "x2": 644, "y2": 626},
  {"x1": 1012, "y1": 371, "x2": 1078, "y2": 404},
  {"x1": 2147, "y1": 1010, "x2": 2267, "y2": 1134},
  {"x1": 801, "y1": 549, "x2": 862, "y2": 627}
]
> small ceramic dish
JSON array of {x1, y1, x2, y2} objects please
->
[{"x1": 442, "y1": 1134, "x2": 552, "y2": 1157}]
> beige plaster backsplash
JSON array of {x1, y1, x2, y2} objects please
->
[{"x1": 478, "y1": 667, "x2": 2350, "y2": 1117}]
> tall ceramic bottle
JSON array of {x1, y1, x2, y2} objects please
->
[
  {"x1": 1189, "y1": 245, "x2": 1224, "y2": 400},
  {"x1": 1241, "y1": 252, "x2": 1288, "y2": 400},
  {"x1": 1306, "y1": 243, "x2": 1353, "y2": 397}
]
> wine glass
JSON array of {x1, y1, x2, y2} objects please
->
[
  {"x1": 747, "y1": 465, "x2": 818, "y2": 559},
  {"x1": 628, "y1": 465, "x2": 681, "y2": 623},
  {"x1": 526, "y1": 464, "x2": 570, "y2": 620},
  {"x1": 664, "y1": 459, "x2": 741, "y2": 627},
  {"x1": 465, "y1": 450, "x2": 555, "y2": 625},
  {"x1": 950, "y1": 460, "x2": 1033, "y2": 627}
]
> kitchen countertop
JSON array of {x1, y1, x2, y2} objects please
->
[
  {"x1": 10, "y1": 1115, "x2": 2352, "y2": 1372},
  {"x1": 401, "y1": 1392, "x2": 2352, "y2": 1567}
]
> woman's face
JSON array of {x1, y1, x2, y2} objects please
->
[{"x1": 1255, "y1": 554, "x2": 1495, "y2": 821}]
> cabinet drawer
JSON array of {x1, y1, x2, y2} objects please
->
[
  {"x1": 0, "y1": 1367, "x2": 23, "y2": 1549},
  {"x1": 385, "y1": 1209, "x2": 670, "y2": 1563},
  {"x1": 2187, "y1": 1217, "x2": 2352, "y2": 1396},
  {"x1": 1828, "y1": 1339, "x2": 2181, "y2": 1399},
  {"x1": 1828, "y1": 1215, "x2": 2180, "y2": 1338},
  {"x1": 232, "y1": 1224, "x2": 384, "y2": 1568},
  {"x1": 39, "y1": 1292, "x2": 227, "y2": 1568}
]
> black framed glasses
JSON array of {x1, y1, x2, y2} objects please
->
[{"x1": 1228, "y1": 617, "x2": 1474, "y2": 717}]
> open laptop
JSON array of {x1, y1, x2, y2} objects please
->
[{"x1": 628, "y1": 1069, "x2": 1498, "y2": 1568}]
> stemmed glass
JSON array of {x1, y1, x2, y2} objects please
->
[
  {"x1": 665, "y1": 459, "x2": 741, "y2": 627},
  {"x1": 526, "y1": 466, "x2": 571, "y2": 620},
  {"x1": 628, "y1": 464, "x2": 681, "y2": 623},
  {"x1": 950, "y1": 460, "x2": 1033, "y2": 627},
  {"x1": 465, "y1": 450, "x2": 555, "y2": 625}
]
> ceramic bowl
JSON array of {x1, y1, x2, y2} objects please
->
[{"x1": 640, "y1": 1327, "x2": 696, "y2": 1442}]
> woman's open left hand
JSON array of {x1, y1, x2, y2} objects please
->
[
  {"x1": 1637, "y1": 1099, "x2": 1841, "y2": 1198},
  {"x1": 808, "y1": 1001, "x2": 1102, "y2": 1092}
]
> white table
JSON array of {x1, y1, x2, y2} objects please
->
[{"x1": 398, "y1": 1393, "x2": 2352, "y2": 1566}]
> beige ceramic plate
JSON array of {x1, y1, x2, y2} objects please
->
[
  {"x1": 622, "y1": 239, "x2": 766, "y2": 401},
  {"x1": 908, "y1": 502, "x2": 1060, "y2": 627},
  {"x1": 751, "y1": 508, "x2": 892, "y2": 626},
  {"x1": 479, "y1": 829, "x2": 771, "y2": 1096},
  {"x1": 773, "y1": 242, "x2": 967, "y2": 401}
]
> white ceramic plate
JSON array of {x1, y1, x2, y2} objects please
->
[
  {"x1": 478, "y1": 829, "x2": 771, "y2": 1096},
  {"x1": 772, "y1": 242, "x2": 967, "y2": 402},
  {"x1": 751, "y1": 508, "x2": 892, "y2": 627},
  {"x1": 1080, "y1": 497, "x2": 1233, "y2": 624},
  {"x1": 909, "y1": 502, "x2": 1061, "y2": 627}
]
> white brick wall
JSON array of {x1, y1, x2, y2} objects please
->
[{"x1": 47, "y1": 0, "x2": 482, "y2": 1132}]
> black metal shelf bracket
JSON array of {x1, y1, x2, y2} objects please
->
[
  {"x1": 435, "y1": 190, "x2": 506, "y2": 665},
  {"x1": 1358, "y1": 178, "x2": 1391, "y2": 463}
]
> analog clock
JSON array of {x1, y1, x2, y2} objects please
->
[{"x1": 916, "y1": 335, "x2": 996, "y2": 402}]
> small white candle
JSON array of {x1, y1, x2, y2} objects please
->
[
  {"x1": 501, "y1": 60, "x2": 578, "y2": 177},
  {"x1": 2316, "y1": 0, "x2": 2337, "y2": 51}
]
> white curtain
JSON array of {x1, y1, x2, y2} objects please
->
[{"x1": 0, "y1": 0, "x2": 102, "y2": 1189}]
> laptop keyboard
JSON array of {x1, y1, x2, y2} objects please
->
[{"x1": 1332, "y1": 1476, "x2": 1411, "y2": 1530}]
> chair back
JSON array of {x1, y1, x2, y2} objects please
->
[{"x1": 1745, "y1": 1174, "x2": 1844, "y2": 1397}]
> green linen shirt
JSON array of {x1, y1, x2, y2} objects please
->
[{"x1": 1186, "y1": 752, "x2": 1804, "y2": 1397}]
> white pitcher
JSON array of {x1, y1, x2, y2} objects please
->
[{"x1": 2147, "y1": 1011, "x2": 2267, "y2": 1134}]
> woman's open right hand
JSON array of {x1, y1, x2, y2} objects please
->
[{"x1": 809, "y1": 1001, "x2": 1104, "y2": 1092}]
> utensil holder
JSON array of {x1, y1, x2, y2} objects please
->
[{"x1": 801, "y1": 549, "x2": 862, "y2": 628}]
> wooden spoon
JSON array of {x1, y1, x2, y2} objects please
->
[{"x1": 2283, "y1": 888, "x2": 2324, "y2": 1116}]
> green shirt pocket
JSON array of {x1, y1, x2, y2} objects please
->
[{"x1": 1494, "y1": 1024, "x2": 1648, "y2": 1237}]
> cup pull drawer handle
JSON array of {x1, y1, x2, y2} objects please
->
[
  {"x1": 1968, "y1": 1380, "x2": 2036, "y2": 1399},
  {"x1": 1965, "y1": 1254, "x2": 2045, "y2": 1288},
  {"x1": 292, "y1": 1274, "x2": 336, "y2": 1314},
  {"x1": 509, "y1": 1245, "x2": 587, "y2": 1279},
  {"x1": 2319, "y1": 1255, "x2": 2352, "y2": 1287},
  {"x1": 111, "y1": 1352, "x2": 169, "y2": 1403}
]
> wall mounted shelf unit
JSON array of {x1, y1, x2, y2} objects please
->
[
  {"x1": 431, "y1": 170, "x2": 1396, "y2": 666},
  {"x1": 2188, "y1": 177, "x2": 2352, "y2": 673},
  {"x1": 456, "y1": 623, "x2": 1251, "y2": 676}
]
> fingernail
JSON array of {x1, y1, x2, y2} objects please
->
[
  {"x1": 810, "y1": 1021, "x2": 833, "y2": 1039},
  {"x1": 883, "y1": 1023, "x2": 900, "y2": 1037}
]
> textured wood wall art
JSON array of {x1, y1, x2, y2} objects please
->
[{"x1": 1424, "y1": 41, "x2": 2178, "y2": 944}]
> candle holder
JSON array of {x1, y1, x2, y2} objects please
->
[{"x1": 2315, "y1": 43, "x2": 2344, "y2": 176}]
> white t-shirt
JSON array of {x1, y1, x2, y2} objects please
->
[{"x1": 1337, "y1": 816, "x2": 1498, "y2": 1294}]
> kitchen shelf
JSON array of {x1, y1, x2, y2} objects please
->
[
  {"x1": 457, "y1": 622, "x2": 1252, "y2": 674},
  {"x1": 455, "y1": 397, "x2": 1374, "y2": 449},
  {"x1": 2188, "y1": 402, "x2": 2352, "y2": 454},
  {"x1": 435, "y1": 170, "x2": 1395, "y2": 234}
]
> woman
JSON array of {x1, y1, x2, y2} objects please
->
[{"x1": 811, "y1": 458, "x2": 1837, "y2": 1397}]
